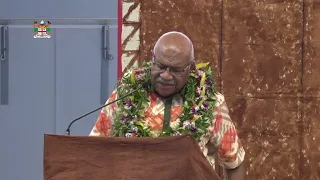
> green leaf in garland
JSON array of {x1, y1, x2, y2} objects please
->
[{"x1": 130, "y1": 72, "x2": 136, "y2": 84}]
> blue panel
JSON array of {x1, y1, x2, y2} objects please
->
[
  {"x1": 0, "y1": 25, "x2": 9, "y2": 104},
  {"x1": 0, "y1": 25, "x2": 55, "y2": 180},
  {"x1": 101, "y1": 25, "x2": 118, "y2": 104},
  {"x1": 107, "y1": 26, "x2": 119, "y2": 91},
  {"x1": 55, "y1": 24, "x2": 118, "y2": 136},
  {"x1": 0, "y1": 0, "x2": 117, "y2": 19},
  {"x1": 0, "y1": 54, "x2": 9, "y2": 105}
]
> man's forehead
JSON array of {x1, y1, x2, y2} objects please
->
[
  {"x1": 157, "y1": 48, "x2": 187, "y2": 58},
  {"x1": 154, "y1": 43, "x2": 190, "y2": 57},
  {"x1": 155, "y1": 39, "x2": 190, "y2": 51},
  {"x1": 153, "y1": 53, "x2": 191, "y2": 68}
]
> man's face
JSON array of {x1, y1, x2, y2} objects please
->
[{"x1": 151, "y1": 53, "x2": 192, "y2": 98}]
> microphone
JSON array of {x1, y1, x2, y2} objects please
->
[{"x1": 65, "y1": 82, "x2": 151, "y2": 135}]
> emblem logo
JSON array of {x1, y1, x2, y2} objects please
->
[{"x1": 34, "y1": 20, "x2": 51, "y2": 38}]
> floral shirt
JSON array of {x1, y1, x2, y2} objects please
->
[{"x1": 89, "y1": 89, "x2": 245, "y2": 170}]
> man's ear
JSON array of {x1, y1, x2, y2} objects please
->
[
  {"x1": 190, "y1": 61, "x2": 196, "y2": 70},
  {"x1": 151, "y1": 50, "x2": 156, "y2": 63}
]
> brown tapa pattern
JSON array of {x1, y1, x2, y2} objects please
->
[{"x1": 120, "y1": 0, "x2": 320, "y2": 179}]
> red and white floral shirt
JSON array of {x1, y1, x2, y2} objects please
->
[{"x1": 89, "y1": 89, "x2": 245, "y2": 170}]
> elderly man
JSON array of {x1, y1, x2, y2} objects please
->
[{"x1": 90, "y1": 31, "x2": 246, "y2": 180}]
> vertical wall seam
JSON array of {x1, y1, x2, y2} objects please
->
[
  {"x1": 300, "y1": 0, "x2": 306, "y2": 179},
  {"x1": 219, "y1": 0, "x2": 224, "y2": 93},
  {"x1": 139, "y1": 0, "x2": 144, "y2": 66},
  {"x1": 301, "y1": 0, "x2": 305, "y2": 93},
  {"x1": 118, "y1": 0, "x2": 123, "y2": 79},
  {"x1": 53, "y1": 29, "x2": 57, "y2": 133}
]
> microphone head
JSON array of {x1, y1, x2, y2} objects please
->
[{"x1": 142, "y1": 82, "x2": 152, "y2": 89}]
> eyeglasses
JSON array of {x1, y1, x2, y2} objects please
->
[{"x1": 152, "y1": 60, "x2": 193, "y2": 76}]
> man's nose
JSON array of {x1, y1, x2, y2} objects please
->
[{"x1": 160, "y1": 70, "x2": 173, "y2": 80}]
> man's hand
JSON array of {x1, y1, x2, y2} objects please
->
[{"x1": 225, "y1": 161, "x2": 246, "y2": 180}]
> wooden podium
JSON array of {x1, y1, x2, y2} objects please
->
[{"x1": 43, "y1": 134, "x2": 222, "y2": 180}]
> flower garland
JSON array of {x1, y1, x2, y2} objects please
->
[{"x1": 112, "y1": 61, "x2": 217, "y2": 141}]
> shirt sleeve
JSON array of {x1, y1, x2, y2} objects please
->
[
  {"x1": 208, "y1": 93, "x2": 246, "y2": 169},
  {"x1": 89, "y1": 90, "x2": 118, "y2": 137}
]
